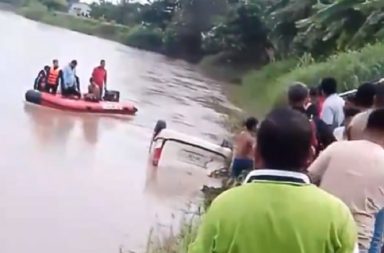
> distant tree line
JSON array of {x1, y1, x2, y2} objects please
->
[
  {"x1": 3, "y1": 0, "x2": 384, "y2": 64},
  {"x1": 88, "y1": 0, "x2": 384, "y2": 63}
]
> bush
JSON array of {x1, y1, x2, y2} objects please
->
[
  {"x1": 239, "y1": 42, "x2": 384, "y2": 116},
  {"x1": 236, "y1": 59, "x2": 298, "y2": 115},
  {"x1": 124, "y1": 25, "x2": 163, "y2": 52},
  {"x1": 95, "y1": 23, "x2": 118, "y2": 37},
  {"x1": 19, "y1": 1, "x2": 47, "y2": 20}
]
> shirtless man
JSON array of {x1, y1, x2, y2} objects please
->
[{"x1": 232, "y1": 117, "x2": 258, "y2": 178}]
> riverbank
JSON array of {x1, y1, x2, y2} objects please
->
[
  {"x1": 143, "y1": 41, "x2": 384, "y2": 252},
  {"x1": 233, "y1": 42, "x2": 384, "y2": 116},
  {"x1": 16, "y1": 2, "x2": 132, "y2": 45}
]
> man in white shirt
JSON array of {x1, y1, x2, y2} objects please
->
[
  {"x1": 320, "y1": 77, "x2": 345, "y2": 130},
  {"x1": 308, "y1": 108, "x2": 384, "y2": 252}
]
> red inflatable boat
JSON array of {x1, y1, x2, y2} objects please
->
[{"x1": 25, "y1": 90, "x2": 137, "y2": 115}]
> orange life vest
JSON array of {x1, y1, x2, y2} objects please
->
[{"x1": 47, "y1": 67, "x2": 60, "y2": 86}]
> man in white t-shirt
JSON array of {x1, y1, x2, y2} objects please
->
[
  {"x1": 320, "y1": 77, "x2": 345, "y2": 130},
  {"x1": 309, "y1": 108, "x2": 384, "y2": 252}
]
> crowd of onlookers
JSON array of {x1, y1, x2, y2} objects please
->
[{"x1": 189, "y1": 77, "x2": 384, "y2": 253}]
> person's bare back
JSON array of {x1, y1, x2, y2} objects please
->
[
  {"x1": 231, "y1": 117, "x2": 258, "y2": 178},
  {"x1": 234, "y1": 130, "x2": 255, "y2": 160}
]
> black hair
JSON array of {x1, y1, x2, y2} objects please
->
[
  {"x1": 53, "y1": 59, "x2": 58, "y2": 63},
  {"x1": 89, "y1": 77, "x2": 93, "y2": 82},
  {"x1": 244, "y1": 117, "x2": 258, "y2": 131},
  {"x1": 100, "y1": 59, "x2": 105, "y2": 64},
  {"x1": 44, "y1": 65, "x2": 50, "y2": 70},
  {"x1": 367, "y1": 108, "x2": 384, "y2": 132},
  {"x1": 257, "y1": 107, "x2": 312, "y2": 171},
  {"x1": 320, "y1": 77, "x2": 337, "y2": 96},
  {"x1": 344, "y1": 107, "x2": 361, "y2": 118},
  {"x1": 309, "y1": 87, "x2": 319, "y2": 97},
  {"x1": 288, "y1": 83, "x2": 308, "y2": 104},
  {"x1": 71, "y1": 60, "x2": 77, "y2": 65},
  {"x1": 354, "y1": 82, "x2": 376, "y2": 108},
  {"x1": 375, "y1": 83, "x2": 384, "y2": 100}
]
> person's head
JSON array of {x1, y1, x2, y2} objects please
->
[
  {"x1": 343, "y1": 106, "x2": 361, "y2": 128},
  {"x1": 374, "y1": 83, "x2": 384, "y2": 108},
  {"x1": 53, "y1": 59, "x2": 59, "y2": 68},
  {"x1": 100, "y1": 59, "x2": 105, "y2": 68},
  {"x1": 320, "y1": 77, "x2": 337, "y2": 97},
  {"x1": 353, "y1": 82, "x2": 376, "y2": 109},
  {"x1": 364, "y1": 108, "x2": 384, "y2": 147},
  {"x1": 255, "y1": 107, "x2": 313, "y2": 171},
  {"x1": 89, "y1": 77, "x2": 93, "y2": 83},
  {"x1": 70, "y1": 60, "x2": 77, "y2": 69},
  {"x1": 244, "y1": 117, "x2": 258, "y2": 132},
  {"x1": 309, "y1": 86, "x2": 319, "y2": 103},
  {"x1": 288, "y1": 82, "x2": 309, "y2": 108},
  {"x1": 44, "y1": 65, "x2": 50, "y2": 72}
]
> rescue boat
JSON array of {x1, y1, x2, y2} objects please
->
[{"x1": 25, "y1": 90, "x2": 138, "y2": 115}]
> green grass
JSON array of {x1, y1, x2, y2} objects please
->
[
  {"x1": 144, "y1": 214, "x2": 200, "y2": 253},
  {"x1": 237, "y1": 42, "x2": 384, "y2": 116},
  {"x1": 18, "y1": 2, "x2": 132, "y2": 43}
]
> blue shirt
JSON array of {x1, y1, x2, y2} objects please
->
[{"x1": 62, "y1": 65, "x2": 76, "y2": 89}]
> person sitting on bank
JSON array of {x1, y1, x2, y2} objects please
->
[
  {"x1": 61, "y1": 60, "x2": 81, "y2": 98},
  {"x1": 45, "y1": 59, "x2": 61, "y2": 95},
  {"x1": 84, "y1": 77, "x2": 101, "y2": 102},
  {"x1": 189, "y1": 108, "x2": 358, "y2": 253},
  {"x1": 231, "y1": 117, "x2": 258, "y2": 178},
  {"x1": 34, "y1": 65, "x2": 50, "y2": 91}
]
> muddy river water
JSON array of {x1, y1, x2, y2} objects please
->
[{"x1": 0, "y1": 10, "x2": 235, "y2": 253}]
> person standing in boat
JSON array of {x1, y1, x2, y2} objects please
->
[
  {"x1": 91, "y1": 59, "x2": 107, "y2": 99},
  {"x1": 44, "y1": 59, "x2": 62, "y2": 95},
  {"x1": 61, "y1": 60, "x2": 81, "y2": 98},
  {"x1": 34, "y1": 65, "x2": 50, "y2": 91}
]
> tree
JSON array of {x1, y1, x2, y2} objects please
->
[
  {"x1": 295, "y1": 0, "x2": 384, "y2": 56},
  {"x1": 202, "y1": 3, "x2": 270, "y2": 58}
]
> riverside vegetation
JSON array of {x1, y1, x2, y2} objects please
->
[
  {"x1": 2, "y1": 0, "x2": 384, "y2": 251},
  {"x1": 2, "y1": 0, "x2": 383, "y2": 114}
]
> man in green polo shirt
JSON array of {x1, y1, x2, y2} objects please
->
[{"x1": 189, "y1": 108, "x2": 357, "y2": 253}]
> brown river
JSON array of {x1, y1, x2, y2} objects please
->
[{"x1": 0, "y1": 10, "x2": 236, "y2": 253}]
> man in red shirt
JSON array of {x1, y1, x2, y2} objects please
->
[{"x1": 91, "y1": 59, "x2": 107, "y2": 98}]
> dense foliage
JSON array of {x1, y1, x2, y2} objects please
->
[
  {"x1": 3, "y1": 0, "x2": 384, "y2": 66},
  {"x1": 87, "y1": 0, "x2": 384, "y2": 62},
  {"x1": 4, "y1": 0, "x2": 384, "y2": 76}
]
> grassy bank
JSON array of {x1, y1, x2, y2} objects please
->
[
  {"x1": 19, "y1": 2, "x2": 129, "y2": 41},
  {"x1": 144, "y1": 176, "x2": 242, "y2": 253},
  {"x1": 235, "y1": 42, "x2": 384, "y2": 116},
  {"x1": 16, "y1": 2, "x2": 165, "y2": 52}
]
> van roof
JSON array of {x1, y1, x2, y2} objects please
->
[{"x1": 154, "y1": 129, "x2": 232, "y2": 159}]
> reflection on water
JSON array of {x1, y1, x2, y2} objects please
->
[{"x1": 24, "y1": 104, "x2": 99, "y2": 146}]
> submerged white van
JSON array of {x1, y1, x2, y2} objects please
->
[{"x1": 149, "y1": 120, "x2": 233, "y2": 173}]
